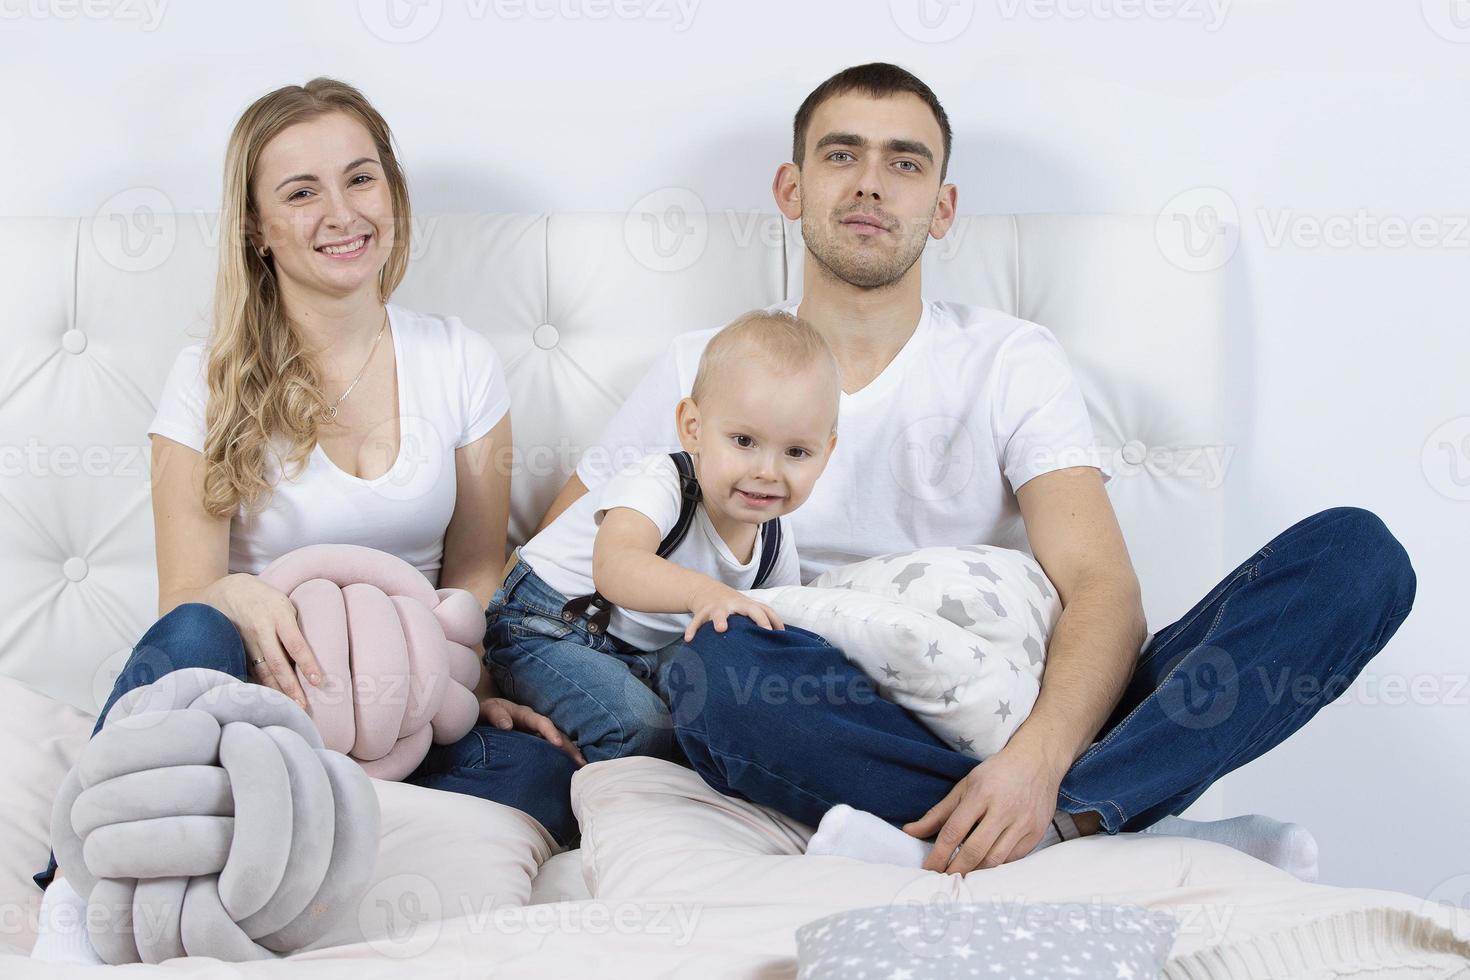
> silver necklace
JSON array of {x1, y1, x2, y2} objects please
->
[{"x1": 322, "y1": 310, "x2": 388, "y2": 424}]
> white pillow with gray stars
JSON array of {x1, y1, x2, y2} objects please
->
[
  {"x1": 747, "y1": 546, "x2": 1062, "y2": 759},
  {"x1": 794, "y1": 900, "x2": 1179, "y2": 980}
]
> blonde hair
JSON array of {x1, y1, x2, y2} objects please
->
[
  {"x1": 690, "y1": 310, "x2": 840, "y2": 421},
  {"x1": 201, "y1": 77, "x2": 411, "y2": 518}
]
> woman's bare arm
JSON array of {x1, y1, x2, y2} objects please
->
[
  {"x1": 439, "y1": 414, "x2": 512, "y2": 699},
  {"x1": 149, "y1": 434, "x2": 230, "y2": 617},
  {"x1": 535, "y1": 472, "x2": 589, "y2": 536},
  {"x1": 440, "y1": 413, "x2": 513, "y2": 611},
  {"x1": 148, "y1": 433, "x2": 322, "y2": 704}
]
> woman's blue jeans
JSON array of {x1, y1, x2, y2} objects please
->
[
  {"x1": 35, "y1": 601, "x2": 578, "y2": 891},
  {"x1": 660, "y1": 506, "x2": 1418, "y2": 834}
]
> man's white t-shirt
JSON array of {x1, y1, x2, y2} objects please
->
[
  {"x1": 519, "y1": 453, "x2": 800, "y2": 651},
  {"x1": 147, "y1": 304, "x2": 511, "y2": 585},
  {"x1": 576, "y1": 299, "x2": 1115, "y2": 585}
]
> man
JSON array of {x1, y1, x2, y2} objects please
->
[{"x1": 538, "y1": 63, "x2": 1416, "y2": 877}]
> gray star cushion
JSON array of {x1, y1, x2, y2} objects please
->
[
  {"x1": 50, "y1": 668, "x2": 381, "y2": 964},
  {"x1": 796, "y1": 901, "x2": 1179, "y2": 979},
  {"x1": 810, "y1": 546, "x2": 1058, "y2": 662},
  {"x1": 762, "y1": 545, "x2": 1064, "y2": 758}
]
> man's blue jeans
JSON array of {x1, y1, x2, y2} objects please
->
[
  {"x1": 660, "y1": 506, "x2": 1418, "y2": 834},
  {"x1": 35, "y1": 601, "x2": 579, "y2": 890}
]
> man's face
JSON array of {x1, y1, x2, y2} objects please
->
[{"x1": 791, "y1": 91, "x2": 949, "y2": 289}]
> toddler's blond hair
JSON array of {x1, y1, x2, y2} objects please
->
[{"x1": 690, "y1": 311, "x2": 840, "y2": 422}]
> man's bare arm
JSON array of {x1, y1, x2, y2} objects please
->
[
  {"x1": 904, "y1": 464, "x2": 1149, "y2": 873},
  {"x1": 1008, "y1": 465, "x2": 1149, "y2": 774}
]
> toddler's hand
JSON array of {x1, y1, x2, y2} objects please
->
[{"x1": 685, "y1": 582, "x2": 785, "y2": 641}]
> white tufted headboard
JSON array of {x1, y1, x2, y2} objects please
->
[{"x1": 1, "y1": 212, "x2": 1227, "y2": 712}]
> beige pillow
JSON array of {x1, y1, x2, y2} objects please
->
[
  {"x1": 572, "y1": 756, "x2": 1280, "y2": 918},
  {"x1": 309, "y1": 779, "x2": 556, "y2": 955},
  {"x1": 572, "y1": 755, "x2": 1180, "y2": 906},
  {"x1": 569, "y1": 758, "x2": 1470, "y2": 969},
  {"x1": 528, "y1": 850, "x2": 592, "y2": 906},
  {"x1": 0, "y1": 676, "x2": 92, "y2": 953}
]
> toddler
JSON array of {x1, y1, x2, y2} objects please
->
[{"x1": 484, "y1": 310, "x2": 841, "y2": 763}]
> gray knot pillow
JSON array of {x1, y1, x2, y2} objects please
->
[{"x1": 49, "y1": 667, "x2": 381, "y2": 964}]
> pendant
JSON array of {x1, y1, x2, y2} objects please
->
[{"x1": 323, "y1": 404, "x2": 338, "y2": 423}]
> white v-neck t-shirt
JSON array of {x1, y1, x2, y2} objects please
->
[
  {"x1": 147, "y1": 304, "x2": 510, "y2": 584},
  {"x1": 576, "y1": 299, "x2": 1114, "y2": 585}
]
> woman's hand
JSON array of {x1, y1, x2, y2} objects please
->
[
  {"x1": 684, "y1": 580, "x2": 784, "y2": 642},
  {"x1": 202, "y1": 573, "x2": 323, "y2": 707},
  {"x1": 480, "y1": 697, "x2": 587, "y2": 767}
]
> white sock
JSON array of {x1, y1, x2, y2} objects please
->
[
  {"x1": 30, "y1": 877, "x2": 103, "y2": 964},
  {"x1": 1142, "y1": 813, "x2": 1319, "y2": 882},
  {"x1": 805, "y1": 803, "x2": 1082, "y2": 869}
]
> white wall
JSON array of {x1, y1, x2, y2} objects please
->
[{"x1": 4, "y1": 0, "x2": 1466, "y2": 900}]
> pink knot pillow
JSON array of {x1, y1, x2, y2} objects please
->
[{"x1": 258, "y1": 544, "x2": 483, "y2": 780}]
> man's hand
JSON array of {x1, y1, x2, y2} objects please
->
[
  {"x1": 902, "y1": 741, "x2": 1068, "y2": 874},
  {"x1": 480, "y1": 697, "x2": 587, "y2": 767},
  {"x1": 684, "y1": 580, "x2": 784, "y2": 641}
]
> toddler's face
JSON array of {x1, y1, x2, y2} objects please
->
[{"x1": 676, "y1": 362, "x2": 839, "y2": 527}]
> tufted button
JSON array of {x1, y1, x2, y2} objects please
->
[
  {"x1": 532, "y1": 323, "x2": 559, "y2": 350},
  {"x1": 63, "y1": 557, "x2": 89, "y2": 582},
  {"x1": 62, "y1": 330, "x2": 88, "y2": 354},
  {"x1": 1121, "y1": 440, "x2": 1148, "y2": 466}
]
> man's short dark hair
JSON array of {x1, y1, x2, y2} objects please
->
[{"x1": 792, "y1": 63, "x2": 953, "y2": 181}]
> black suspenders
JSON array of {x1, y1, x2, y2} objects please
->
[{"x1": 558, "y1": 451, "x2": 784, "y2": 636}]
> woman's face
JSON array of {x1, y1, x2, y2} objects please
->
[{"x1": 250, "y1": 111, "x2": 396, "y2": 304}]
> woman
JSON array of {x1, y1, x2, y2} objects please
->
[{"x1": 33, "y1": 78, "x2": 582, "y2": 960}]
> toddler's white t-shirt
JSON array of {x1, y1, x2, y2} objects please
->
[
  {"x1": 519, "y1": 453, "x2": 800, "y2": 651},
  {"x1": 147, "y1": 304, "x2": 510, "y2": 585}
]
